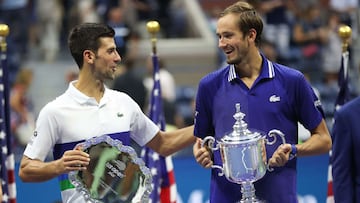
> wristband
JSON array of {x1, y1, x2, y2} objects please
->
[{"x1": 289, "y1": 144, "x2": 297, "y2": 160}]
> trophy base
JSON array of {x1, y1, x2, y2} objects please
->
[
  {"x1": 238, "y1": 182, "x2": 265, "y2": 203},
  {"x1": 237, "y1": 198, "x2": 265, "y2": 203}
]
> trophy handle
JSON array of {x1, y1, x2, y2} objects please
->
[
  {"x1": 201, "y1": 136, "x2": 219, "y2": 151},
  {"x1": 266, "y1": 129, "x2": 286, "y2": 145},
  {"x1": 211, "y1": 165, "x2": 224, "y2": 176},
  {"x1": 201, "y1": 136, "x2": 224, "y2": 176},
  {"x1": 265, "y1": 129, "x2": 287, "y2": 172}
]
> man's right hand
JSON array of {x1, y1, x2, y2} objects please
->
[
  {"x1": 58, "y1": 149, "x2": 90, "y2": 173},
  {"x1": 19, "y1": 148, "x2": 90, "y2": 183},
  {"x1": 193, "y1": 138, "x2": 213, "y2": 168}
]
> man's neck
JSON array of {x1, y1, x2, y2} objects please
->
[{"x1": 75, "y1": 77, "x2": 105, "y2": 103}]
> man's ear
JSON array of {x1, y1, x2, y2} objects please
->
[
  {"x1": 247, "y1": 28, "x2": 257, "y2": 42},
  {"x1": 84, "y1": 50, "x2": 94, "y2": 64}
]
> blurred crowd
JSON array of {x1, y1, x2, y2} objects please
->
[
  {"x1": 257, "y1": 0, "x2": 360, "y2": 132},
  {"x1": 1, "y1": 0, "x2": 360, "y2": 155},
  {"x1": 0, "y1": 0, "x2": 188, "y2": 82},
  {"x1": 0, "y1": 0, "x2": 190, "y2": 157}
]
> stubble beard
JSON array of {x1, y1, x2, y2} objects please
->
[{"x1": 226, "y1": 55, "x2": 242, "y2": 65}]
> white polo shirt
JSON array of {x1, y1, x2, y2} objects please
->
[{"x1": 23, "y1": 81, "x2": 159, "y2": 203}]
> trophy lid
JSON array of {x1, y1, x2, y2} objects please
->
[{"x1": 222, "y1": 103, "x2": 262, "y2": 143}]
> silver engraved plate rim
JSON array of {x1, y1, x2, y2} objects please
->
[{"x1": 68, "y1": 135, "x2": 153, "y2": 203}]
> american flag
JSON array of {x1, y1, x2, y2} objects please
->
[
  {"x1": 141, "y1": 54, "x2": 177, "y2": 203},
  {"x1": 326, "y1": 51, "x2": 350, "y2": 203},
  {"x1": 0, "y1": 32, "x2": 17, "y2": 203}
]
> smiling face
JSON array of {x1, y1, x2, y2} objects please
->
[
  {"x1": 216, "y1": 13, "x2": 251, "y2": 65},
  {"x1": 91, "y1": 37, "x2": 121, "y2": 81}
]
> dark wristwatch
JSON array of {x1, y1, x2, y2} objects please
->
[{"x1": 289, "y1": 144, "x2": 297, "y2": 160}]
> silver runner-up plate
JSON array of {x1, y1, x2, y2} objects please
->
[{"x1": 69, "y1": 135, "x2": 152, "y2": 203}]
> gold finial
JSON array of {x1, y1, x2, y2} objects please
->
[
  {"x1": 146, "y1": 21, "x2": 160, "y2": 55},
  {"x1": 338, "y1": 25, "x2": 352, "y2": 52},
  {"x1": 146, "y1": 21, "x2": 160, "y2": 35},
  {"x1": 0, "y1": 24, "x2": 9, "y2": 52},
  {"x1": 0, "y1": 24, "x2": 9, "y2": 37}
]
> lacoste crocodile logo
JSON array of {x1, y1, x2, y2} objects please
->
[{"x1": 269, "y1": 95, "x2": 280, "y2": 102}]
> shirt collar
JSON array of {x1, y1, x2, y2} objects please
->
[
  {"x1": 227, "y1": 53, "x2": 275, "y2": 82},
  {"x1": 67, "y1": 81, "x2": 109, "y2": 106}
]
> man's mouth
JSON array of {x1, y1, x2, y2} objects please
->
[{"x1": 224, "y1": 49, "x2": 233, "y2": 55}]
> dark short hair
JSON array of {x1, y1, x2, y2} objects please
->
[
  {"x1": 68, "y1": 23, "x2": 115, "y2": 69},
  {"x1": 220, "y1": 1, "x2": 263, "y2": 46}
]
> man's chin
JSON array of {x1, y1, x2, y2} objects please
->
[
  {"x1": 102, "y1": 76, "x2": 114, "y2": 84},
  {"x1": 108, "y1": 73, "x2": 116, "y2": 80},
  {"x1": 226, "y1": 57, "x2": 241, "y2": 65},
  {"x1": 226, "y1": 59, "x2": 235, "y2": 65}
]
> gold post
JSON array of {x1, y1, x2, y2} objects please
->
[
  {"x1": 146, "y1": 21, "x2": 160, "y2": 55},
  {"x1": 0, "y1": 24, "x2": 9, "y2": 52},
  {"x1": 338, "y1": 25, "x2": 352, "y2": 53}
]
